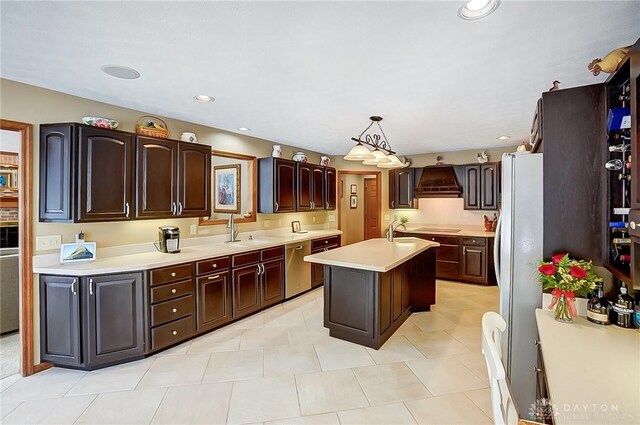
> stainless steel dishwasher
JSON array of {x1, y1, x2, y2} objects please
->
[{"x1": 285, "y1": 241, "x2": 311, "y2": 299}]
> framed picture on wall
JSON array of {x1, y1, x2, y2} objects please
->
[
  {"x1": 213, "y1": 164, "x2": 241, "y2": 214},
  {"x1": 350, "y1": 184, "x2": 357, "y2": 194},
  {"x1": 350, "y1": 195, "x2": 357, "y2": 209}
]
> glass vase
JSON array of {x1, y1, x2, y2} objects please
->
[{"x1": 553, "y1": 294, "x2": 573, "y2": 323}]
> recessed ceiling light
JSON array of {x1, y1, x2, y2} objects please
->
[
  {"x1": 237, "y1": 127, "x2": 251, "y2": 131},
  {"x1": 458, "y1": 0, "x2": 500, "y2": 20},
  {"x1": 101, "y1": 65, "x2": 140, "y2": 80},
  {"x1": 497, "y1": 135, "x2": 511, "y2": 140},
  {"x1": 194, "y1": 95, "x2": 215, "y2": 102}
]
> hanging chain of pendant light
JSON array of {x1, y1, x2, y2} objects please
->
[{"x1": 344, "y1": 116, "x2": 408, "y2": 168}]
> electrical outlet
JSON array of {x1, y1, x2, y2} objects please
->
[
  {"x1": 384, "y1": 214, "x2": 390, "y2": 221},
  {"x1": 312, "y1": 216, "x2": 316, "y2": 224},
  {"x1": 36, "y1": 235, "x2": 62, "y2": 251},
  {"x1": 328, "y1": 214, "x2": 335, "y2": 222},
  {"x1": 264, "y1": 219, "x2": 271, "y2": 228},
  {"x1": 189, "y1": 224, "x2": 197, "y2": 235},
  {"x1": 277, "y1": 219, "x2": 282, "y2": 226}
]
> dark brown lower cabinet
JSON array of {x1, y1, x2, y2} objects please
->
[
  {"x1": 232, "y1": 264, "x2": 262, "y2": 319},
  {"x1": 310, "y1": 236, "x2": 341, "y2": 288},
  {"x1": 460, "y1": 238, "x2": 488, "y2": 283},
  {"x1": 197, "y1": 272, "x2": 232, "y2": 332},
  {"x1": 40, "y1": 272, "x2": 144, "y2": 370},
  {"x1": 324, "y1": 248, "x2": 436, "y2": 349},
  {"x1": 40, "y1": 275, "x2": 82, "y2": 367},
  {"x1": 84, "y1": 273, "x2": 145, "y2": 367},
  {"x1": 261, "y1": 259, "x2": 284, "y2": 308},
  {"x1": 231, "y1": 250, "x2": 285, "y2": 318}
]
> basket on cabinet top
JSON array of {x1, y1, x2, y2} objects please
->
[{"x1": 135, "y1": 116, "x2": 169, "y2": 139}]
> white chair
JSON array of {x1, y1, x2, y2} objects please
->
[{"x1": 481, "y1": 312, "x2": 540, "y2": 425}]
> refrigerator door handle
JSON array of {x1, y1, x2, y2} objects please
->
[{"x1": 494, "y1": 212, "x2": 503, "y2": 287}]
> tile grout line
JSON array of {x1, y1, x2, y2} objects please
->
[
  {"x1": 72, "y1": 393, "x2": 99, "y2": 425},
  {"x1": 349, "y1": 368, "x2": 372, "y2": 408},
  {"x1": 133, "y1": 356, "x2": 158, "y2": 390},
  {"x1": 462, "y1": 390, "x2": 494, "y2": 421},
  {"x1": 147, "y1": 387, "x2": 169, "y2": 425},
  {"x1": 223, "y1": 380, "x2": 234, "y2": 425}
]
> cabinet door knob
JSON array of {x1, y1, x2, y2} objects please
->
[
  {"x1": 89, "y1": 278, "x2": 94, "y2": 296},
  {"x1": 274, "y1": 201, "x2": 279, "y2": 212},
  {"x1": 631, "y1": 221, "x2": 637, "y2": 230},
  {"x1": 533, "y1": 367, "x2": 542, "y2": 373},
  {"x1": 171, "y1": 288, "x2": 177, "y2": 294},
  {"x1": 172, "y1": 330, "x2": 178, "y2": 336},
  {"x1": 171, "y1": 272, "x2": 176, "y2": 277},
  {"x1": 172, "y1": 308, "x2": 177, "y2": 313},
  {"x1": 212, "y1": 263, "x2": 217, "y2": 268},
  {"x1": 472, "y1": 240, "x2": 476, "y2": 243}
]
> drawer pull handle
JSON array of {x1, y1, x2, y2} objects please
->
[
  {"x1": 631, "y1": 221, "x2": 637, "y2": 230},
  {"x1": 325, "y1": 241, "x2": 328, "y2": 244},
  {"x1": 172, "y1": 308, "x2": 178, "y2": 313},
  {"x1": 172, "y1": 330, "x2": 178, "y2": 336},
  {"x1": 171, "y1": 272, "x2": 176, "y2": 277},
  {"x1": 533, "y1": 367, "x2": 542, "y2": 373},
  {"x1": 171, "y1": 288, "x2": 177, "y2": 294},
  {"x1": 212, "y1": 263, "x2": 217, "y2": 268},
  {"x1": 208, "y1": 274, "x2": 221, "y2": 280}
]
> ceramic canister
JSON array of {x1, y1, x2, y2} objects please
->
[{"x1": 180, "y1": 132, "x2": 197, "y2": 143}]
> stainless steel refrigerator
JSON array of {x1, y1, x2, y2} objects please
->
[{"x1": 494, "y1": 152, "x2": 543, "y2": 418}]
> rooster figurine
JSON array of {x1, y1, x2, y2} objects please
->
[
  {"x1": 477, "y1": 151, "x2": 489, "y2": 164},
  {"x1": 549, "y1": 80, "x2": 560, "y2": 91}
]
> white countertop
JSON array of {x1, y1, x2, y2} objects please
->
[
  {"x1": 303, "y1": 237, "x2": 439, "y2": 272},
  {"x1": 535, "y1": 309, "x2": 640, "y2": 425},
  {"x1": 400, "y1": 224, "x2": 495, "y2": 238},
  {"x1": 33, "y1": 229, "x2": 342, "y2": 276}
]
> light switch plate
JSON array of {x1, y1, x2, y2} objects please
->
[
  {"x1": 328, "y1": 214, "x2": 335, "y2": 222},
  {"x1": 264, "y1": 219, "x2": 271, "y2": 228},
  {"x1": 189, "y1": 224, "x2": 197, "y2": 235},
  {"x1": 36, "y1": 235, "x2": 62, "y2": 251},
  {"x1": 384, "y1": 215, "x2": 390, "y2": 221}
]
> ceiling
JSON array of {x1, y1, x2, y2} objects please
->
[{"x1": 1, "y1": 1, "x2": 639, "y2": 155}]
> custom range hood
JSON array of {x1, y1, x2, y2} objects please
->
[{"x1": 413, "y1": 165, "x2": 462, "y2": 198}]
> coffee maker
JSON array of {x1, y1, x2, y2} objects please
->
[{"x1": 156, "y1": 226, "x2": 181, "y2": 253}]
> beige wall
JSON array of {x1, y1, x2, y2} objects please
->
[{"x1": 0, "y1": 79, "x2": 336, "y2": 250}]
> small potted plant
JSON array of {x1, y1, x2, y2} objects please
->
[{"x1": 538, "y1": 253, "x2": 602, "y2": 323}]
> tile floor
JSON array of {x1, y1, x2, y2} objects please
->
[{"x1": 0, "y1": 280, "x2": 498, "y2": 425}]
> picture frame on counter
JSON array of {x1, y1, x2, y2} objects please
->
[
  {"x1": 59, "y1": 242, "x2": 97, "y2": 264},
  {"x1": 291, "y1": 220, "x2": 301, "y2": 233},
  {"x1": 213, "y1": 164, "x2": 241, "y2": 214},
  {"x1": 350, "y1": 195, "x2": 357, "y2": 209},
  {"x1": 350, "y1": 184, "x2": 357, "y2": 194}
]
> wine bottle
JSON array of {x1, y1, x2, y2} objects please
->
[
  {"x1": 587, "y1": 283, "x2": 611, "y2": 325},
  {"x1": 609, "y1": 144, "x2": 631, "y2": 152},
  {"x1": 609, "y1": 221, "x2": 628, "y2": 228},
  {"x1": 606, "y1": 159, "x2": 623, "y2": 171},
  {"x1": 612, "y1": 282, "x2": 635, "y2": 328}
]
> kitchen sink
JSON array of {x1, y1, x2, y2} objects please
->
[{"x1": 393, "y1": 237, "x2": 418, "y2": 243}]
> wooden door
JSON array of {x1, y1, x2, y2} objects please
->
[
  {"x1": 197, "y1": 272, "x2": 232, "y2": 331},
  {"x1": 461, "y1": 245, "x2": 487, "y2": 281},
  {"x1": 396, "y1": 169, "x2": 414, "y2": 208},
  {"x1": 464, "y1": 165, "x2": 481, "y2": 210},
  {"x1": 311, "y1": 166, "x2": 325, "y2": 210},
  {"x1": 364, "y1": 178, "x2": 380, "y2": 240},
  {"x1": 274, "y1": 159, "x2": 296, "y2": 212},
  {"x1": 39, "y1": 124, "x2": 73, "y2": 222},
  {"x1": 481, "y1": 163, "x2": 499, "y2": 210},
  {"x1": 85, "y1": 273, "x2": 144, "y2": 367},
  {"x1": 296, "y1": 163, "x2": 313, "y2": 211},
  {"x1": 77, "y1": 126, "x2": 134, "y2": 221},
  {"x1": 388, "y1": 169, "x2": 397, "y2": 209},
  {"x1": 178, "y1": 142, "x2": 211, "y2": 217},
  {"x1": 325, "y1": 168, "x2": 337, "y2": 210},
  {"x1": 232, "y1": 264, "x2": 261, "y2": 318},
  {"x1": 135, "y1": 137, "x2": 178, "y2": 218},
  {"x1": 261, "y1": 259, "x2": 284, "y2": 308},
  {"x1": 39, "y1": 275, "x2": 82, "y2": 366}
]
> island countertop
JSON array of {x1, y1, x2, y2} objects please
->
[
  {"x1": 304, "y1": 237, "x2": 439, "y2": 272},
  {"x1": 536, "y1": 309, "x2": 640, "y2": 425}
]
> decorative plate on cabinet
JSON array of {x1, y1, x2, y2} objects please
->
[{"x1": 82, "y1": 116, "x2": 119, "y2": 129}]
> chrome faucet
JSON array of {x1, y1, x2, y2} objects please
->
[
  {"x1": 386, "y1": 220, "x2": 407, "y2": 242},
  {"x1": 226, "y1": 214, "x2": 240, "y2": 243}
]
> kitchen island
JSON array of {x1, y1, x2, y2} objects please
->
[{"x1": 304, "y1": 237, "x2": 439, "y2": 349}]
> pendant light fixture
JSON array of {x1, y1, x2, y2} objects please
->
[{"x1": 344, "y1": 116, "x2": 407, "y2": 168}]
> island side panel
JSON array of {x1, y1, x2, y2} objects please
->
[
  {"x1": 323, "y1": 265, "x2": 376, "y2": 346},
  {"x1": 408, "y1": 248, "x2": 436, "y2": 311}
]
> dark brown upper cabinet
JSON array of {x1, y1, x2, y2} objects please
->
[
  {"x1": 389, "y1": 168, "x2": 417, "y2": 209},
  {"x1": 296, "y1": 163, "x2": 325, "y2": 211},
  {"x1": 463, "y1": 163, "x2": 499, "y2": 211},
  {"x1": 325, "y1": 167, "x2": 337, "y2": 210},
  {"x1": 40, "y1": 124, "x2": 134, "y2": 222},
  {"x1": 135, "y1": 138, "x2": 210, "y2": 219},
  {"x1": 40, "y1": 123, "x2": 210, "y2": 222},
  {"x1": 259, "y1": 158, "x2": 334, "y2": 213}
]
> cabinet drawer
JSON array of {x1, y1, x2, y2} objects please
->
[
  {"x1": 436, "y1": 260, "x2": 459, "y2": 279},
  {"x1": 196, "y1": 256, "x2": 230, "y2": 276},
  {"x1": 420, "y1": 234, "x2": 459, "y2": 246},
  {"x1": 461, "y1": 237, "x2": 486, "y2": 246},
  {"x1": 261, "y1": 246, "x2": 284, "y2": 261},
  {"x1": 151, "y1": 315, "x2": 194, "y2": 351},
  {"x1": 232, "y1": 250, "x2": 260, "y2": 267},
  {"x1": 150, "y1": 263, "x2": 193, "y2": 286},
  {"x1": 150, "y1": 279, "x2": 194, "y2": 304},
  {"x1": 311, "y1": 236, "x2": 341, "y2": 251},
  {"x1": 150, "y1": 295, "x2": 195, "y2": 327},
  {"x1": 436, "y1": 245, "x2": 459, "y2": 261}
]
